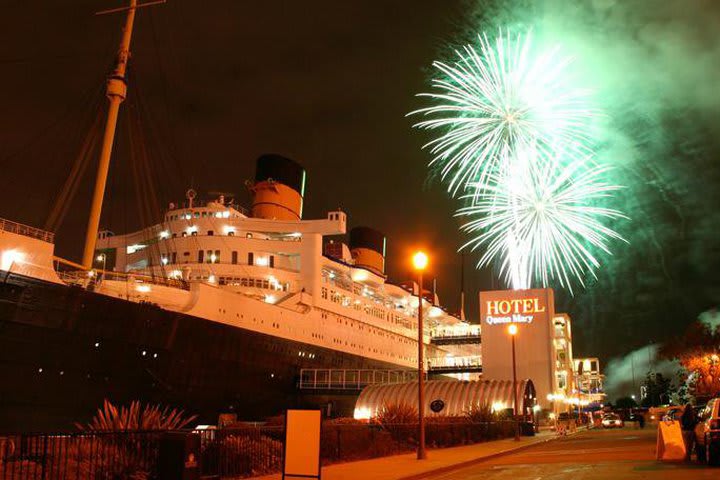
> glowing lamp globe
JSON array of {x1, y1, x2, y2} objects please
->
[
  {"x1": 412, "y1": 251, "x2": 429, "y2": 271},
  {"x1": 508, "y1": 323, "x2": 518, "y2": 336}
]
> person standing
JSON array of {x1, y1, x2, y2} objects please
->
[{"x1": 680, "y1": 404, "x2": 697, "y2": 461}]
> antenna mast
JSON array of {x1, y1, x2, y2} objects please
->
[{"x1": 81, "y1": 0, "x2": 163, "y2": 268}]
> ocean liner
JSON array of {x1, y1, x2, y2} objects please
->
[{"x1": 0, "y1": 2, "x2": 478, "y2": 432}]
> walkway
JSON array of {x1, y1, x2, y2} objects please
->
[{"x1": 250, "y1": 429, "x2": 559, "y2": 480}]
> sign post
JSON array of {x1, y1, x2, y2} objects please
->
[{"x1": 283, "y1": 409, "x2": 322, "y2": 480}]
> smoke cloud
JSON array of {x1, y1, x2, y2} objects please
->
[
  {"x1": 604, "y1": 344, "x2": 680, "y2": 401},
  {"x1": 454, "y1": 0, "x2": 720, "y2": 362}
]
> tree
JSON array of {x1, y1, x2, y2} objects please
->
[
  {"x1": 615, "y1": 396, "x2": 637, "y2": 409},
  {"x1": 640, "y1": 372, "x2": 673, "y2": 407},
  {"x1": 661, "y1": 318, "x2": 720, "y2": 400}
]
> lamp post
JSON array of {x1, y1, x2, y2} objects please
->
[
  {"x1": 95, "y1": 253, "x2": 107, "y2": 283},
  {"x1": 508, "y1": 322, "x2": 520, "y2": 441},
  {"x1": 412, "y1": 250, "x2": 428, "y2": 460},
  {"x1": 96, "y1": 253, "x2": 107, "y2": 270}
]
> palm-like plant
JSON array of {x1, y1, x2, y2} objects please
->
[{"x1": 77, "y1": 399, "x2": 197, "y2": 431}]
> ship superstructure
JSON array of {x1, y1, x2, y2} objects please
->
[
  {"x1": 86, "y1": 154, "x2": 474, "y2": 370},
  {"x1": 0, "y1": 155, "x2": 479, "y2": 430}
]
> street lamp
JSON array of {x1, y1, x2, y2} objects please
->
[
  {"x1": 412, "y1": 250, "x2": 428, "y2": 460},
  {"x1": 508, "y1": 322, "x2": 520, "y2": 441},
  {"x1": 95, "y1": 253, "x2": 107, "y2": 283}
]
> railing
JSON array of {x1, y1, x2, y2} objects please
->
[
  {"x1": 1, "y1": 422, "x2": 520, "y2": 479},
  {"x1": 197, "y1": 426, "x2": 283, "y2": 479},
  {"x1": 430, "y1": 333, "x2": 482, "y2": 345},
  {"x1": 0, "y1": 431, "x2": 162, "y2": 480},
  {"x1": 427, "y1": 356, "x2": 483, "y2": 373},
  {"x1": 0, "y1": 218, "x2": 54, "y2": 243},
  {"x1": 299, "y1": 369, "x2": 420, "y2": 390},
  {"x1": 56, "y1": 269, "x2": 190, "y2": 291}
]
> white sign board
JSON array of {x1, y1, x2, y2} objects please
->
[{"x1": 283, "y1": 409, "x2": 322, "y2": 479}]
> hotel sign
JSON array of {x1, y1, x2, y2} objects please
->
[{"x1": 480, "y1": 289, "x2": 551, "y2": 326}]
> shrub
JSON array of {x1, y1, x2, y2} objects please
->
[
  {"x1": 77, "y1": 399, "x2": 197, "y2": 431},
  {"x1": 375, "y1": 402, "x2": 417, "y2": 425},
  {"x1": 466, "y1": 404, "x2": 496, "y2": 423},
  {"x1": 217, "y1": 433, "x2": 282, "y2": 477},
  {"x1": 321, "y1": 425, "x2": 401, "y2": 463},
  {"x1": 375, "y1": 402, "x2": 418, "y2": 444}
]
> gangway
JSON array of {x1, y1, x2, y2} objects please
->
[
  {"x1": 298, "y1": 368, "x2": 421, "y2": 391},
  {"x1": 430, "y1": 333, "x2": 481, "y2": 345},
  {"x1": 427, "y1": 356, "x2": 482, "y2": 374}
]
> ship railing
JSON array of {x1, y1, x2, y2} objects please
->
[
  {"x1": 0, "y1": 217, "x2": 54, "y2": 243},
  {"x1": 56, "y1": 268, "x2": 190, "y2": 291},
  {"x1": 298, "y1": 368, "x2": 421, "y2": 391},
  {"x1": 427, "y1": 355, "x2": 482, "y2": 368}
]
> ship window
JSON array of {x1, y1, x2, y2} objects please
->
[
  {"x1": 247, "y1": 233, "x2": 253, "y2": 239},
  {"x1": 228, "y1": 231, "x2": 235, "y2": 236},
  {"x1": 232, "y1": 251, "x2": 238, "y2": 264},
  {"x1": 208, "y1": 230, "x2": 214, "y2": 236},
  {"x1": 182, "y1": 232, "x2": 187, "y2": 237},
  {"x1": 269, "y1": 255, "x2": 275, "y2": 268},
  {"x1": 248, "y1": 252, "x2": 254, "y2": 265},
  {"x1": 191, "y1": 231, "x2": 197, "y2": 236}
]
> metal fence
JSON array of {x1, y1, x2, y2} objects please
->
[
  {"x1": 0, "y1": 431, "x2": 161, "y2": 480},
  {"x1": 198, "y1": 426, "x2": 283, "y2": 479},
  {"x1": 0, "y1": 421, "x2": 518, "y2": 479}
]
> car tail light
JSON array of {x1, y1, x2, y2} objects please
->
[{"x1": 710, "y1": 419, "x2": 720, "y2": 430}]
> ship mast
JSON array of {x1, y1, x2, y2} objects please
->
[{"x1": 81, "y1": 0, "x2": 138, "y2": 269}]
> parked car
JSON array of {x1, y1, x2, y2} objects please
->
[
  {"x1": 694, "y1": 398, "x2": 720, "y2": 465},
  {"x1": 601, "y1": 413, "x2": 624, "y2": 428}
]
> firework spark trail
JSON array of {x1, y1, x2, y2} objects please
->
[
  {"x1": 456, "y1": 153, "x2": 627, "y2": 293},
  {"x1": 410, "y1": 28, "x2": 627, "y2": 292},
  {"x1": 410, "y1": 29, "x2": 597, "y2": 197}
]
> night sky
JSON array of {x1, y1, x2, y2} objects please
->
[{"x1": 2, "y1": 0, "x2": 720, "y2": 371}]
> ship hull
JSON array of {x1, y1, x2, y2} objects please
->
[{"x1": 0, "y1": 272, "x2": 403, "y2": 432}]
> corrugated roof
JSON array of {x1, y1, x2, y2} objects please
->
[{"x1": 354, "y1": 379, "x2": 536, "y2": 419}]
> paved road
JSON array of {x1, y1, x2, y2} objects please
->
[{"x1": 429, "y1": 426, "x2": 719, "y2": 480}]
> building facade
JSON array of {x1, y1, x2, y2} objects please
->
[
  {"x1": 574, "y1": 357, "x2": 606, "y2": 405},
  {"x1": 479, "y1": 288, "x2": 575, "y2": 412}
]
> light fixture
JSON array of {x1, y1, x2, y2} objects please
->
[{"x1": 412, "y1": 251, "x2": 428, "y2": 271}]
